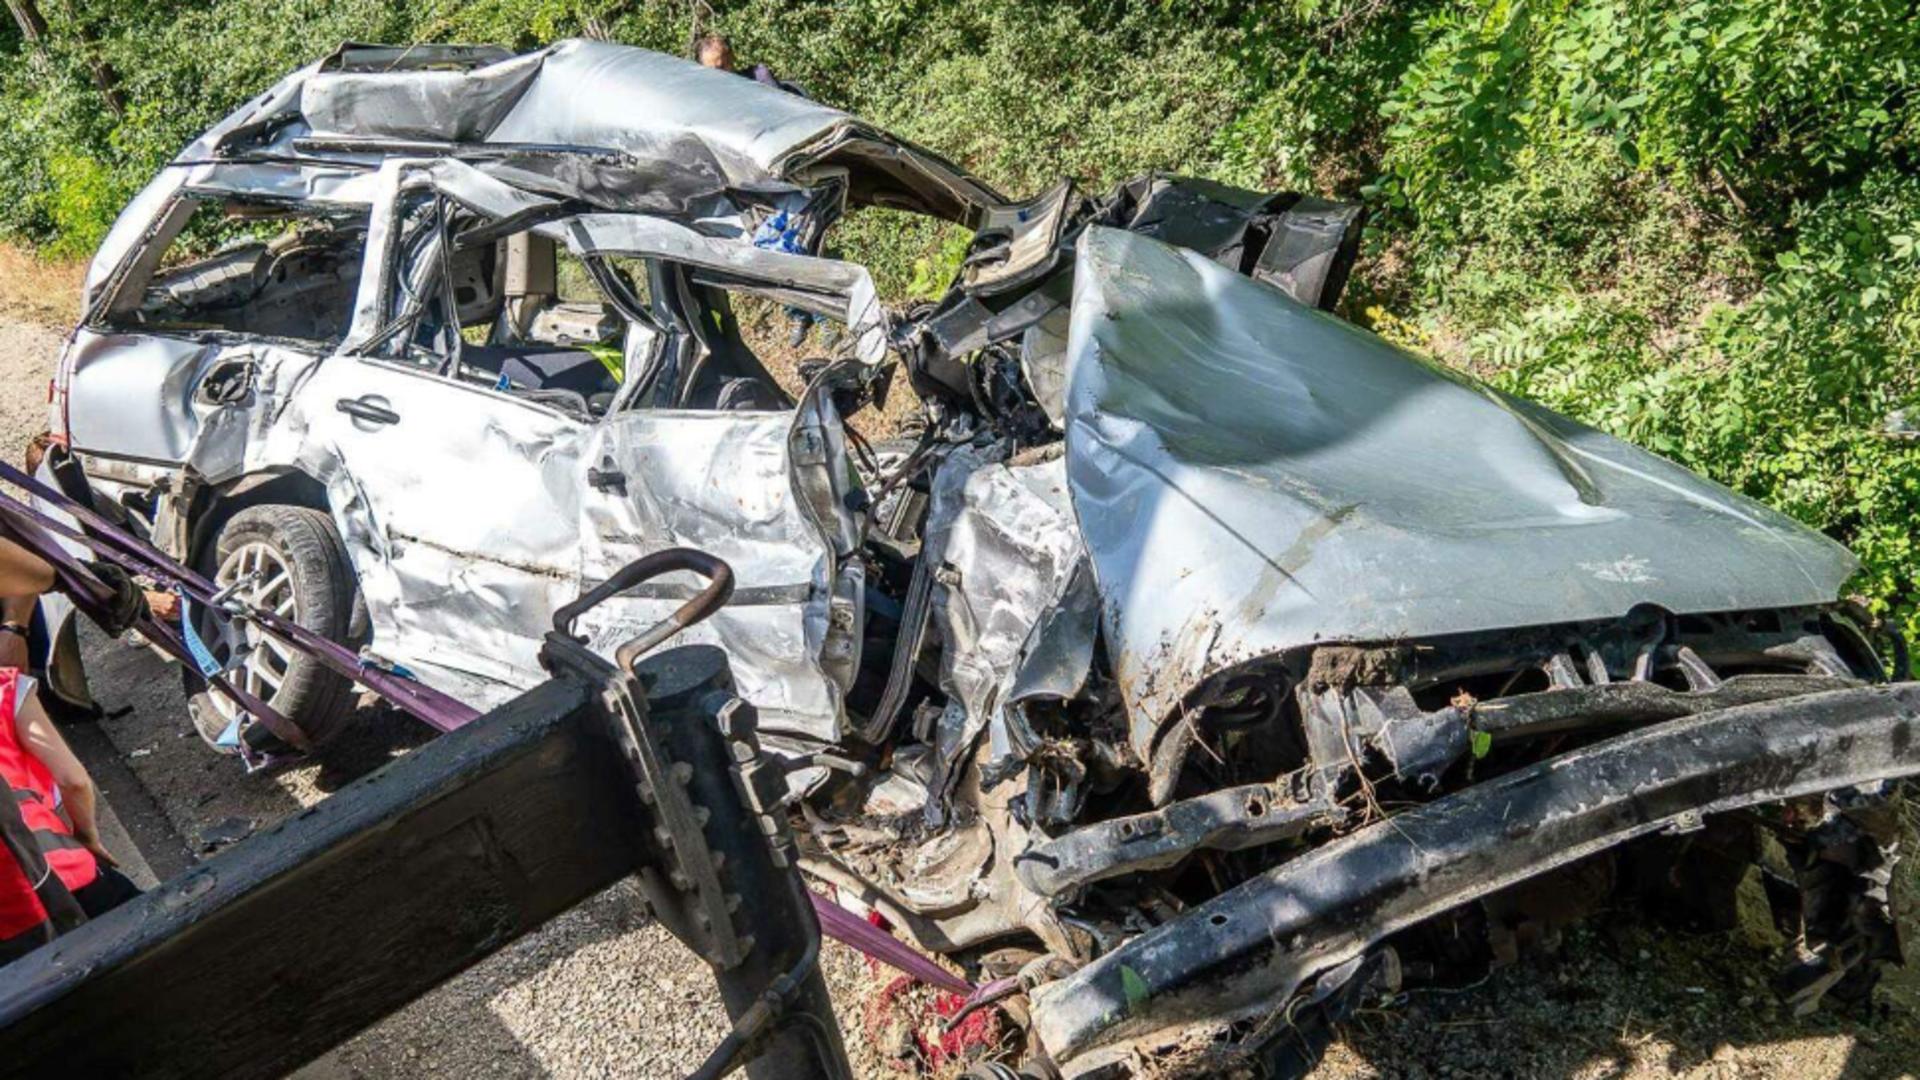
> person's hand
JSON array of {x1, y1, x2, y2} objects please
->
[
  {"x1": 145, "y1": 589, "x2": 179, "y2": 622},
  {"x1": 77, "y1": 830, "x2": 118, "y2": 869},
  {"x1": 23, "y1": 431, "x2": 50, "y2": 476},
  {"x1": 82, "y1": 561, "x2": 150, "y2": 636}
]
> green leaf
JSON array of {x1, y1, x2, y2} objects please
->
[
  {"x1": 1470, "y1": 730, "x2": 1493, "y2": 759},
  {"x1": 1120, "y1": 965, "x2": 1150, "y2": 1012},
  {"x1": 1776, "y1": 251, "x2": 1803, "y2": 269}
]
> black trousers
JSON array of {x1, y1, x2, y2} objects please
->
[{"x1": 73, "y1": 865, "x2": 140, "y2": 919}]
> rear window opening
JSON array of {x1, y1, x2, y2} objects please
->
[{"x1": 114, "y1": 199, "x2": 369, "y2": 345}]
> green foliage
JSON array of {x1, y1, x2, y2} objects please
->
[
  {"x1": 906, "y1": 223, "x2": 974, "y2": 301},
  {"x1": 42, "y1": 152, "x2": 117, "y2": 259},
  {"x1": 3, "y1": 0, "x2": 1919, "y2": 655},
  {"x1": 1371, "y1": 0, "x2": 1920, "y2": 223}
]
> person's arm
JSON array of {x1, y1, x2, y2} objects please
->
[
  {"x1": 0, "y1": 537, "x2": 54, "y2": 598},
  {"x1": 0, "y1": 533, "x2": 149, "y2": 635},
  {"x1": 0, "y1": 594, "x2": 33, "y2": 670},
  {"x1": 14, "y1": 688, "x2": 114, "y2": 867}
]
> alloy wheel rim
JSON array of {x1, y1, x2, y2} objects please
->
[{"x1": 205, "y1": 540, "x2": 299, "y2": 723}]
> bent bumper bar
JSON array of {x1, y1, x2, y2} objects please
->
[{"x1": 1030, "y1": 683, "x2": 1920, "y2": 1066}]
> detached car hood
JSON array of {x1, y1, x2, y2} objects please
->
[{"x1": 1064, "y1": 227, "x2": 1857, "y2": 726}]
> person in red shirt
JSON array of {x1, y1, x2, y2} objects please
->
[{"x1": 0, "y1": 534, "x2": 145, "y2": 963}]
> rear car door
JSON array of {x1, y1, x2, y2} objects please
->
[
  {"x1": 288, "y1": 166, "x2": 615, "y2": 705},
  {"x1": 293, "y1": 355, "x2": 586, "y2": 704}
]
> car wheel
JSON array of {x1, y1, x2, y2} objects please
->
[{"x1": 184, "y1": 504, "x2": 362, "y2": 754}]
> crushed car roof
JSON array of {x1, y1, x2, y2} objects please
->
[{"x1": 85, "y1": 39, "x2": 1001, "y2": 308}]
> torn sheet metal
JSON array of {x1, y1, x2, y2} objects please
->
[
  {"x1": 901, "y1": 176, "x2": 1365, "y2": 419},
  {"x1": 1029, "y1": 682, "x2": 1920, "y2": 1071},
  {"x1": 297, "y1": 41, "x2": 839, "y2": 190},
  {"x1": 180, "y1": 345, "x2": 329, "y2": 486},
  {"x1": 559, "y1": 214, "x2": 888, "y2": 366},
  {"x1": 920, "y1": 446, "x2": 1097, "y2": 817},
  {"x1": 1110, "y1": 175, "x2": 1277, "y2": 267},
  {"x1": 1251, "y1": 196, "x2": 1365, "y2": 309},
  {"x1": 85, "y1": 39, "x2": 1001, "y2": 315},
  {"x1": 1062, "y1": 226, "x2": 1858, "y2": 755},
  {"x1": 571, "y1": 391, "x2": 857, "y2": 747}
]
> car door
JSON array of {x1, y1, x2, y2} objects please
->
[
  {"x1": 575, "y1": 392, "x2": 863, "y2": 746},
  {"x1": 292, "y1": 355, "x2": 588, "y2": 705},
  {"x1": 561, "y1": 216, "x2": 882, "y2": 748},
  {"x1": 285, "y1": 163, "x2": 602, "y2": 706}
]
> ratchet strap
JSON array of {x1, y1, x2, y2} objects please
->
[
  {"x1": 0, "y1": 460, "x2": 478, "y2": 737},
  {"x1": 809, "y1": 894, "x2": 973, "y2": 996}
]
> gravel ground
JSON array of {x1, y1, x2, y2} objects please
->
[{"x1": 4, "y1": 270, "x2": 1919, "y2": 1079}]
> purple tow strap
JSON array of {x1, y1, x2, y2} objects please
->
[
  {"x1": 809, "y1": 894, "x2": 973, "y2": 996},
  {"x1": 2, "y1": 463, "x2": 979, "y2": 996},
  {"x1": 944, "y1": 975, "x2": 1022, "y2": 1031},
  {"x1": 0, "y1": 488, "x2": 305, "y2": 738},
  {"x1": 0, "y1": 461, "x2": 478, "y2": 733}
]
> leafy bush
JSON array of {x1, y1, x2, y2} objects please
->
[{"x1": 2, "y1": 0, "x2": 1917, "y2": 654}]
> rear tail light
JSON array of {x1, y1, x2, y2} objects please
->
[{"x1": 48, "y1": 369, "x2": 69, "y2": 442}]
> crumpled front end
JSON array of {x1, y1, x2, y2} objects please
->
[
  {"x1": 1028, "y1": 682, "x2": 1920, "y2": 1074},
  {"x1": 1061, "y1": 227, "x2": 1858, "y2": 782},
  {"x1": 813, "y1": 215, "x2": 1908, "y2": 1078},
  {"x1": 1029, "y1": 680, "x2": 1920, "y2": 1068}
]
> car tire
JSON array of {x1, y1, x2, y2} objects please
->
[{"x1": 183, "y1": 504, "x2": 363, "y2": 754}]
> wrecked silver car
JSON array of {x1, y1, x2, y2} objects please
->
[{"x1": 49, "y1": 39, "x2": 1919, "y2": 1077}]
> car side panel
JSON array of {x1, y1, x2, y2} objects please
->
[
  {"x1": 63, "y1": 329, "x2": 225, "y2": 464},
  {"x1": 576, "y1": 397, "x2": 858, "y2": 746}
]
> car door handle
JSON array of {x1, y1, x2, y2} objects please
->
[
  {"x1": 587, "y1": 461, "x2": 627, "y2": 495},
  {"x1": 336, "y1": 396, "x2": 400, "y2": 426}
]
